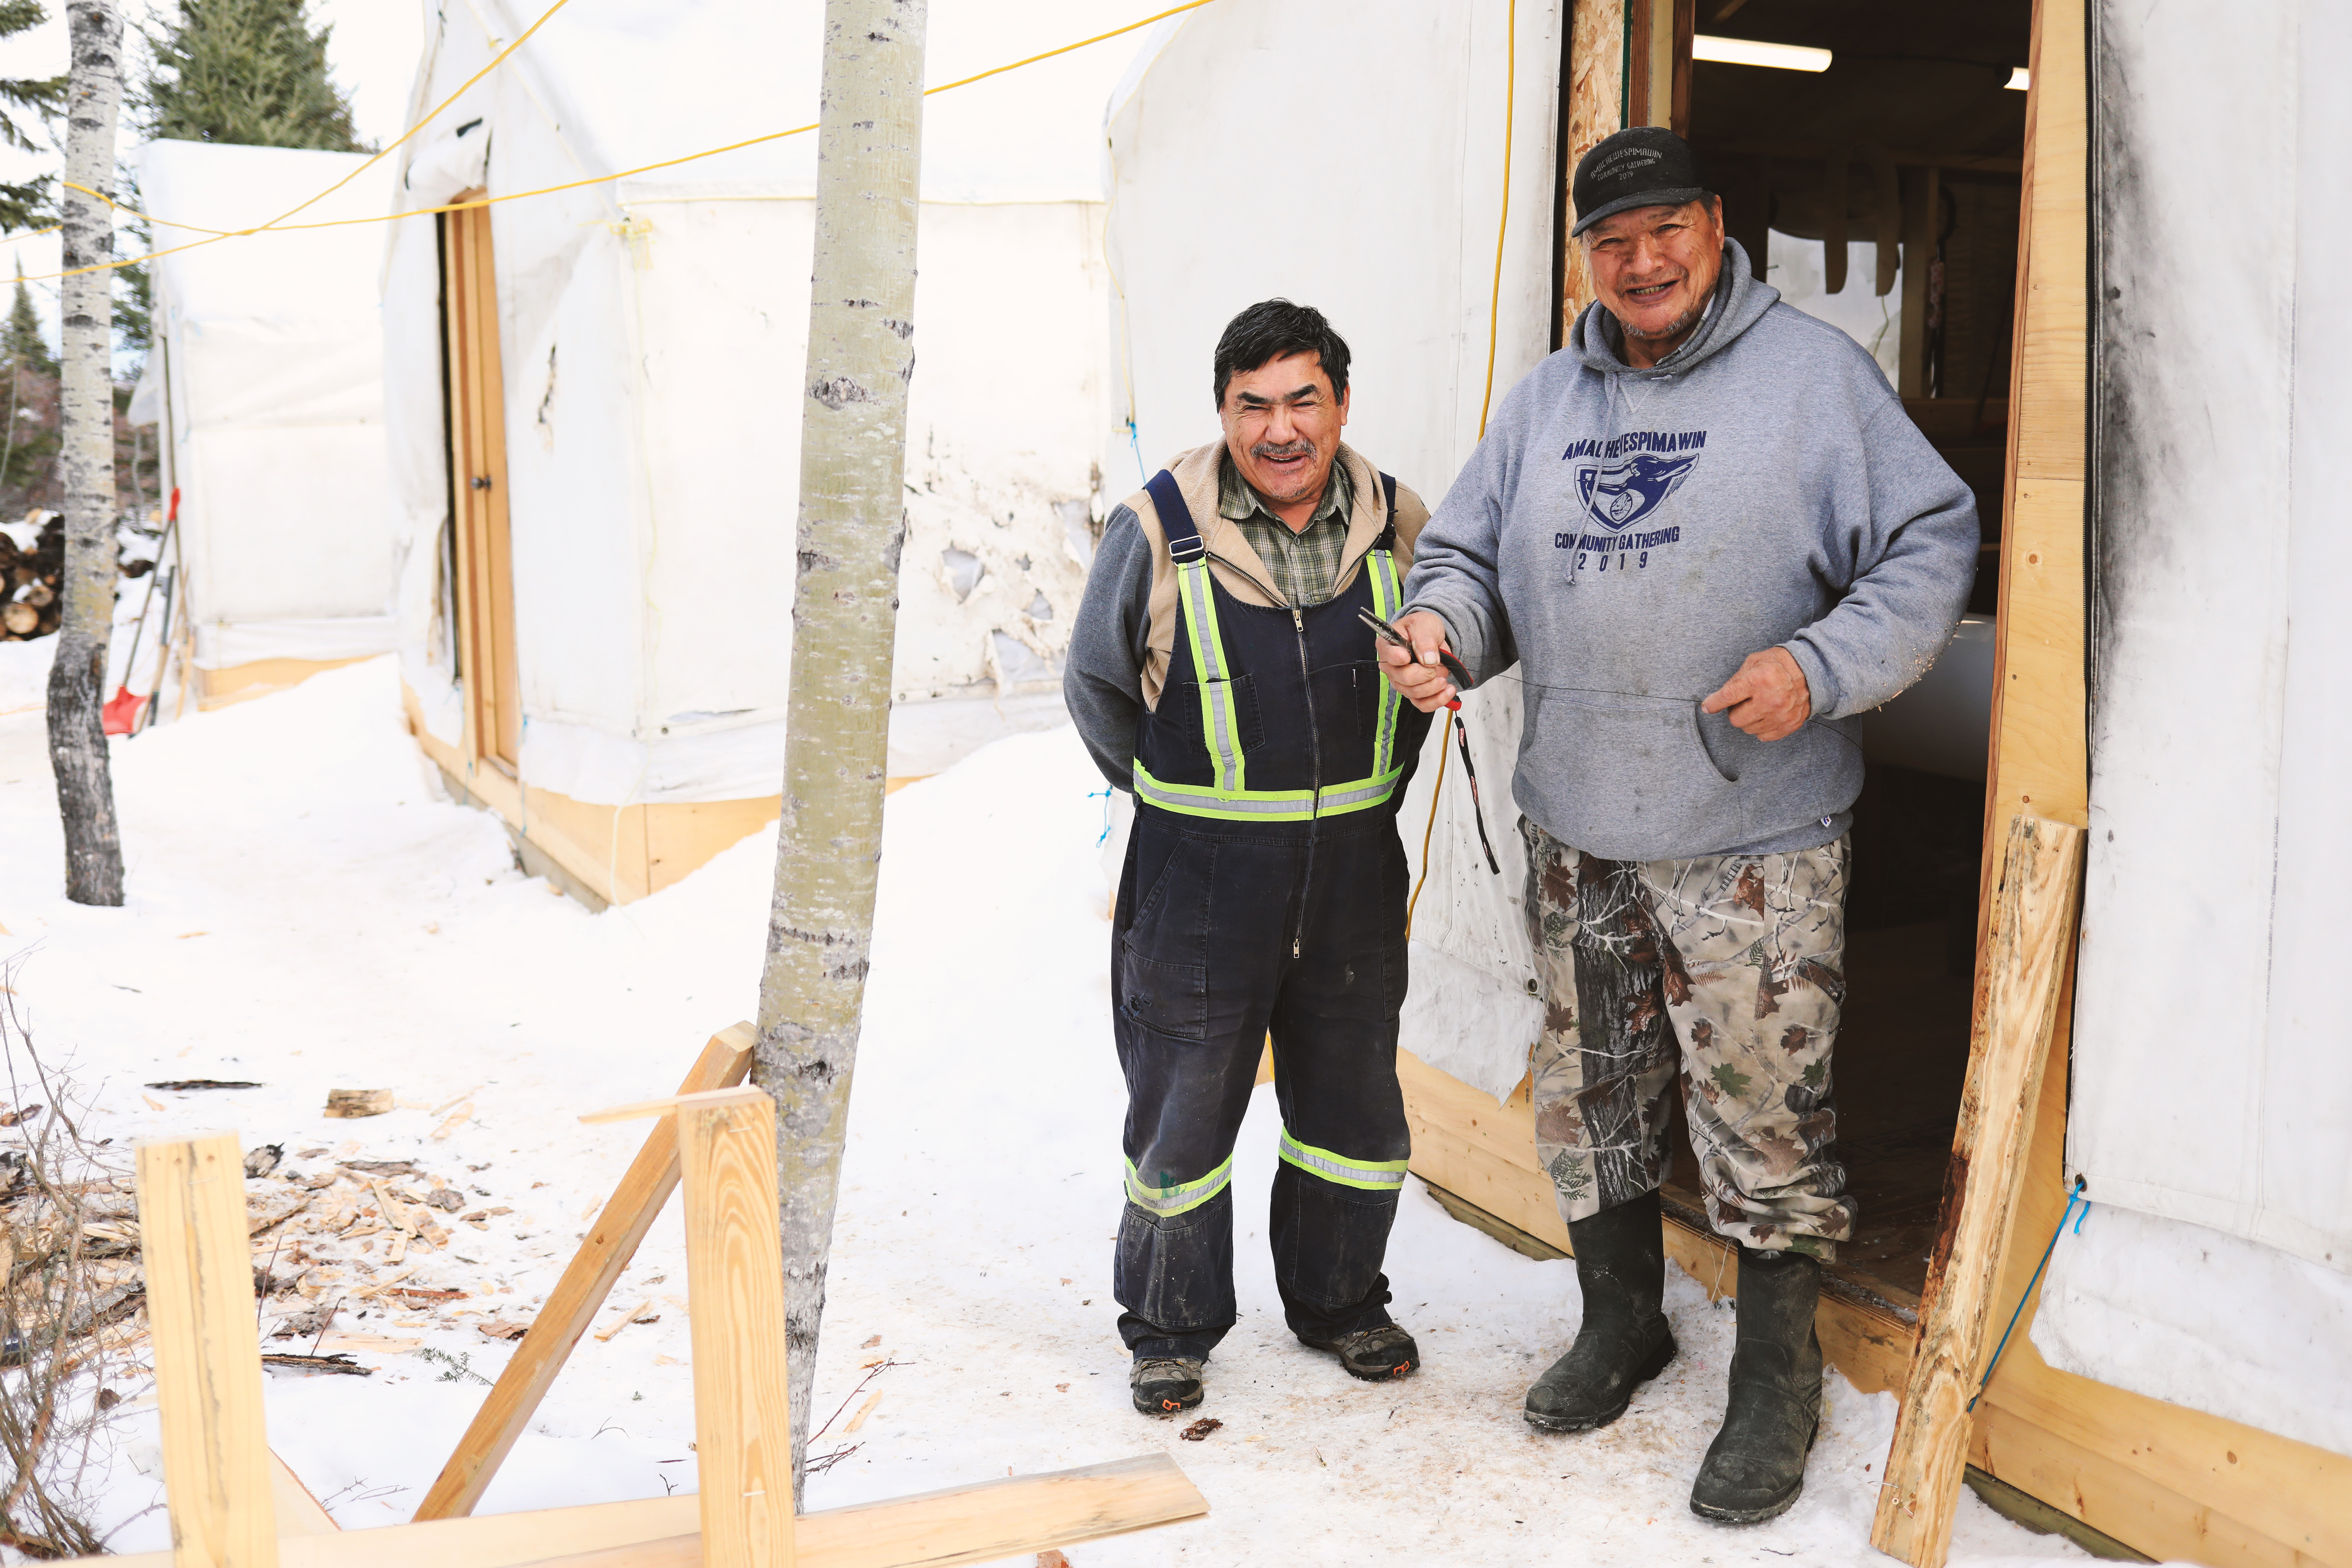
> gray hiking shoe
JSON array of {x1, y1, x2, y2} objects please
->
[
  {"x1": 1296, "y1": 1322, "x2": 1420, "y2": 1381},
  {"x1": 1130, "y1": 1356, "x2": 1205, "y2": 1416}
]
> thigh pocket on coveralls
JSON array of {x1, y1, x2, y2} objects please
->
[
  {"x1": 1118, "y1": 826, "x2": 1214, "y2": 1041},
  {"x1": 1117, "y1": 945, "x2": 1208, "y2": 1041}
]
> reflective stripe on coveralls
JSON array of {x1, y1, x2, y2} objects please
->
[
  {"x1": 1125, "y1": 1154, "x2": 1235, "y2": 1217},
  {"x1": 1276, "y1": 1128, "x2": 1409, "y2": 1192},
  {"x1": 1141, "y1": 539, "x2": 1408, "y2": 823},
  {"x1": 1174, "y1": 541, "x2": 1247, "y2": 794}
]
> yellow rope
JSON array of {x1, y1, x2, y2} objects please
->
[
  {"x1": 1402, "y1": 730, "x2": 1450, "y2": 940},
  {"x1": 1408, "y1": 0, "x2": 1519, "y2": 932},
  {"x1": 267, "y1": 0, "x2": 579, "y2": 230},
  {"x1": 1476, "y1": 0, "x2": 1517, "y2": 440},
  {"x1": 29, "y1": 0, "x2": 579, "y2": 272},
  {"x1": 38, "y1": 0, "x2": 1219, "y2": 281}
]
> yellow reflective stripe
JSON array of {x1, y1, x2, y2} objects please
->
[
  {"x1": 1368, "y1": 550, "x2": 1402, "y2": 776},
  {"x1": 1125, "y1": 1154, "x2": 1233, "y2": 1217},
  {"x1": 1132, "y1": 763, "x2": 1405, "y2": 822},
  {"x1": 1175, "y1": 558, "x2": 1246, "y2": 793},
  {"x1": 1278, "y1": 1128, "x2": 1408, "y2": 1191}
]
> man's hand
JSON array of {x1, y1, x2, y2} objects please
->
[
  {"x1": 1701, "y1": 647, "x2": 1811, "y2": 742},
  {"x1": 1376, "y1": 610, "x2": 1461, "y2": 713}
]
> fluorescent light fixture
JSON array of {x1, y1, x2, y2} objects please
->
[
  {"x1": 2005, "y1": 66, "x2": 2031, "y2": 91},
  {"x1": 1692, "y1": 34, "x2": 1833, "y2": 72}
]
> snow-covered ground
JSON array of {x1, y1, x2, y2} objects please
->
[{"x1": 0, "y1": 657, "x2": 2092, "y2": 1565}]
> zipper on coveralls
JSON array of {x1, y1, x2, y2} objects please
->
[
  {"x1": 1291, "y1": 604, "x2": 1322, "y2": 961},
  {"x1": 1203, "y1": 547, "x2": 1331, "y2": 963}
]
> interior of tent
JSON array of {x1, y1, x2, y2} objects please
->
[{"x1": 128, "y1": 140, "x2": 397, "y2": 710}]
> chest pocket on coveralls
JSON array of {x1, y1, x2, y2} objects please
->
[{"x1": 1157, "y1": 674, "x2": 1266, "y2": 768}]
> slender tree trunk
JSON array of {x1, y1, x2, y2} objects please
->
[
  {"x1": 750, "y1": 0, "x2": 926, "y2": 1506},
  {"x1": 46, "y1": 1, "x2": 124, "y2": 907}
]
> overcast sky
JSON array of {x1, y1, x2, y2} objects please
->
[{"x1": 0, "y1": 0, "x2": 427, "y2": 351}]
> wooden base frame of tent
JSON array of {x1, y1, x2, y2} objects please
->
[
  {"x1": 197, "y1": 657, "x2": 378, "y2": 713},
  {"x1": 402, "y1": 682, "x2": 780, "y2": 909},
  {"x1": 90, "y1": 1026, "x2": 1206, "y2": 1568}
]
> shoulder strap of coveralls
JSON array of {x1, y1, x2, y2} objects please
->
[{"x1": 1144, "y1": 470, "x2": 1242, "y2": 793}]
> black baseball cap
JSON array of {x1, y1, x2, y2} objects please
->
[{"x1": 1570, "y1": 126, "x2": 1713, "y2": 237}]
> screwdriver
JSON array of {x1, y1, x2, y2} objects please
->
[{"x1": 1358, "y1": 608, "x2": 1470, "y2": 710}]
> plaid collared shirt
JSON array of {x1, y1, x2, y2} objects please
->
[{"x1": 1217, "y1": 453, "x2": 1353, "y2": 608}]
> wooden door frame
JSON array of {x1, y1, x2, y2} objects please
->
[{"x1": 440, "y1": 191, "x2": 520, "y2": 775}]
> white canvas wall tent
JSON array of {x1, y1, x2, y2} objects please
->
[
  {"x1": 384, "y1": 0, "x2": 1166, "y2": 906},
  {"x1": 1107, "y1": 2, "x2": 2350, "y2": 1564},
  {"x1": 126, "y1": 139, "x2": 399, "y2": 711}
]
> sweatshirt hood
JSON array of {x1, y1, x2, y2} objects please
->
[{"x1": 1570, "y1": 237, "x2": 1779, "y2": 380}]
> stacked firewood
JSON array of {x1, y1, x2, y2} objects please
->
[
  {"x1": 0, "y1": 513, "x2": 160, "y2": 641},
  {"x1": 0, "y1": 513, "x2": 62, "y2": 640}
]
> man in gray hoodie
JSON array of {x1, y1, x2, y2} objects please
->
[{"x1": 1382, "y1": 127, "x2": 1976, "y2": 1525}]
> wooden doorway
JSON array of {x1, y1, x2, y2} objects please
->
[{"x1": 440, "y1": 194, "x2": 520, "y2": 773}]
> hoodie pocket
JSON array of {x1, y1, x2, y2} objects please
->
[{"x1": 1523, "y1": 686, "x2": 1746, "y2": 853}]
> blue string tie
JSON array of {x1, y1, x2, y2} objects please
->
[{"x1": 1967, "y1": 1175, "x2": 2090, "y2": 1413}]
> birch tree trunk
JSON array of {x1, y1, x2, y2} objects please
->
[
  {"x1": 46, "y1": 0, "x2": 124, "y2": 908},
  {"x1": 751, "y1": 0, "x2": 926, "y2": 1505}
]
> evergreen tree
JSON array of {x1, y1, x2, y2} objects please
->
[
  {"x1": 142, "y1": 0, "x2": 363, "y2": 152},
  {"x1": 1, "y1": 258, "x2": 62, "y2": 510},
  {"x1": 0, "y1": 0, "x2": 68, "y2": 232},
  {"x1": 8, "y1": 261, "x2": 57, "y2": 377}
]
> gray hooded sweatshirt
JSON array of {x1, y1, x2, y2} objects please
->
[{"x1": 1402, "y1": 240, "x2": 1977, "y2": 863}]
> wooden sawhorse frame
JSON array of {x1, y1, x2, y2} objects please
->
[{"x1": 88, "y1": 1038, "x2": 1205, "y2": 1568}]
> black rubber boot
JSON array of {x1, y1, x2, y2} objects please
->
[
  {"x1": 1130, "y1": 1356, "x2": 1205, "y2": 1416},
  {"x1": 1524, "y1": 1189, "x2": 1675, "y2": 1432},
  {"x1": 1296, "y1": 1322, "x2": 1419, "y2": 1380},
  {"x1": 1690, "y1": 1246, "x2": 1824, "y2": 1524}
]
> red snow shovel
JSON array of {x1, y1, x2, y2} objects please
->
[{"x1": 103, "y1": 488, "x2": 180, "y2": 736}]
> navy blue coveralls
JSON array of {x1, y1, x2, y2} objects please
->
[{"x1": 1112, "y1": 468, "x2": 1434, "y2": 1363}]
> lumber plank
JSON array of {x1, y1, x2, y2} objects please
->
[
  {"x1": 43, "y1": 1454, "x2": 1206, "y2": 1568},
  {"x1": 677, "y1": 1087, "x2": 796, "y2": 1568},
  {"x1": 1873, "y1": 816, "x2": 2085, "y2": 1567},
  {"x1": 1978, "y1": 0, "x2": 2090, "y2": 944},
  {"x1": 503, "y1": 1452, "x2": 1209, "y2": 1568},
  {"x1": 1972, "y1": 1397, "x2": 2337, "y2": 1568},
  {"x1": 270, "y1": 1452, "x2": 338, "y2": 1535},
  {"x1": 1557, "y1": 0, "x2": 1626, "y2": 331},
  {"x1": 416, "y1": 1026, "x2": 756, "y2": 1521},
  {"x1": 136, "y1": 1132, "x2": 279, "y2": 1568}
]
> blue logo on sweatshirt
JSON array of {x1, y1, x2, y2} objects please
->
[{"x1": 1572, "y1": 450, "x2": 1702, "y2": 532}]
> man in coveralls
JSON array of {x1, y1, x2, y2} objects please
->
[{"x1": 1064, "y1": 300, "x2": 1436, "y2": 1416}]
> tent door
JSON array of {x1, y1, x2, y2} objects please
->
[
  {"x1": 440, "y1": 193, "x2": 520, "y2": 774},
  {"x1": 1659, "y1": 6, "x2": 2031, "y2": 1316}
]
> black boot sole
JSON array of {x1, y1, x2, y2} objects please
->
[
  {"x1": 1293, "y1": 1335, "x2": 1419, "y2": 1381},
  {"x1": 1688, "y1": 1479, "x2": 1804, "y2": 1525},
  {"x1": 1523, "y1": 1329, "x2": 1678, "y2": 1433},
  {"x1": 1688, "y1": 1416, "x2": 1819, "y2": 1524},
  {"x1": 1132, "y1": 1386, "x2": 1205, "y2": 1416}
]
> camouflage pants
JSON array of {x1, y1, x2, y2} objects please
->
[{"x1": 1520, "y1": 816, "x2": 1856, "y2": 1259}]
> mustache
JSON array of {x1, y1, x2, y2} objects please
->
[{"x1": 1251, "y1": 440, "x2": 1316, "y2": 460}]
